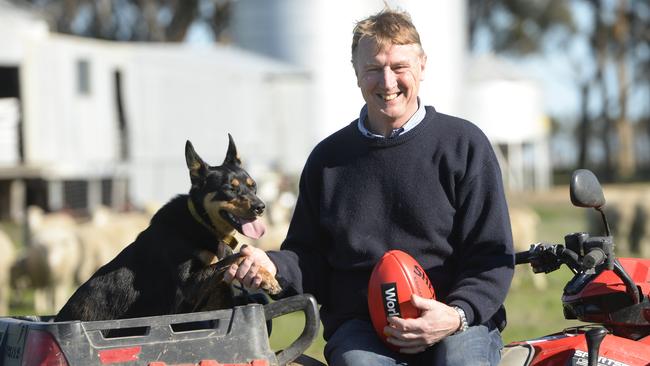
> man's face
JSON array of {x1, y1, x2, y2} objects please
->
[{"x1": 354, "y1": 38, "x2": 426, "y2": 131}]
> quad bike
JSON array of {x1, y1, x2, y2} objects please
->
[{"x1": 500, "y1": 169, "x2": 650, "y2": 366}]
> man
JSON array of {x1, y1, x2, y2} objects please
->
[{"x1": 226, "y1": 8, "x2": 514, "y2": 366}]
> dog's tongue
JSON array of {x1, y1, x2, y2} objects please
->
[{"x1": 240, "y1": 217, "x2": 266, "y2": 239}]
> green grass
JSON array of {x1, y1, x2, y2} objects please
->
[
  {"x1": 269, "y1": 312, "x2": 327, "y2": 362},
  {"x1": 502, "y1": 270, "x2": 581, "y2": 343}
]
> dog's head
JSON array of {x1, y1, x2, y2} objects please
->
[{"x1": 185, "y1": 135, "x2": 266, "y2": 240}]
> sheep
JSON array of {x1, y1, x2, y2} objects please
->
[
  {"x1": 247, "y1": 170, "x2": 297, "y2": 251},
  {"x1": 0, "y1": 229, "x2": 16, "y2": 315},
  {"x1": 29, "y1": 226, "x2": 80, "y2": 314},
  {"x1": 11, "y1": 206, "x2": 150, "y2": 314},
  {"x1": 509, "y1": 205, "x2": 546, "y2": 290},
  {"x1": 75, "y1": 206, "x2": 150, "y2": 284},
  {"x1": 593, "y1": 188, "x2": 638, "y2": 257}
]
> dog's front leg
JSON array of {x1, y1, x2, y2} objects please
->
[
  {"x1": 185, "y1": 253, "x2": 282, "y2": 312},
  {"x1": 214, "y1": 253, "x2": 282, "y2": 296},
  {"x1": 183, "y1": 263, "x2": 236, "y2": 312}
]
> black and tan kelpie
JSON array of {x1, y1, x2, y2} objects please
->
[{"x1": 55, "y1": 135, "x2": 281, "y2": 322}]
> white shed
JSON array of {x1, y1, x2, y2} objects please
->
[
  {"x1": 0, "y1": 1, "x2": 311, "y2": 219},
  {"x1": 121, "y1": 43, "x2": 312, "y2": 207}
]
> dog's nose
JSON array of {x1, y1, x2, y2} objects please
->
[{"x1": 253, "y1": 201, "x2": 265, "y2": 215}]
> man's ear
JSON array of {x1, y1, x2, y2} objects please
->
[
  {"x1": 185, "y1": 140, "x2": 209, "y2": 185},
  {"x1": 223, "y1": 133, "x2": 242, "y2": 167},
  {"x1": 419, "y1": 54, "x2": 427, "y2": 81},
  {"x1": 353, "y1": 66, "x2": 364, "y2": 88}
]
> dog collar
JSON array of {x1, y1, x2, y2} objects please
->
[{"x1": 187, "y1": 198, "x2": 238, "y2": 250}]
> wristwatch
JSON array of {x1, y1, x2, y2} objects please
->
[{"x1": 452, "y1": 306, "x2": 469, "y2": 335}]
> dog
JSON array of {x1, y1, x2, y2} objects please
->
[{"x1": 55, "y1": 135, "x2": 281, "y2": 322}]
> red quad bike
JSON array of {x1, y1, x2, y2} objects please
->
[{"x1": 500, "y1": 169, "x2": 650, "y2": 366}]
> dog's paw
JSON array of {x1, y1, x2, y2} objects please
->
[{"x1": 258, "y1": 269, "x2": 282, "y2": 295}]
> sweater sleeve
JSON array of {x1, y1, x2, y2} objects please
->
[
  {"x1": 266, "y1": 152, "x2": 331, "y2": 302},
  {"x1": 445, "y1": 129, "x2": 515, "y2": 326}
]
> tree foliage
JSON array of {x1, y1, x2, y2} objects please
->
[
  {"x1": 12, "y1": 0, "x2": 230, "y2": 42},
  {"x1": 468, "y1": 0, "x2": 575, "y2": 54},
  {"x1": 469, "y1": 0, "x2": 650, "y2": 180}
]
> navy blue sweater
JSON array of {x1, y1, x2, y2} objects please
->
[{"x1": 268, "y1": 107, "x2": 514, "y2": 340}]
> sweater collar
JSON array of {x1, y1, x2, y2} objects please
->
[{"x1": 357, "y1": 97, "x2": 426, "y2": 139}]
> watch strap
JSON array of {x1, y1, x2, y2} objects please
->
[{"x1": 452, "y1": 306, "x2": 469, "y2": 335}]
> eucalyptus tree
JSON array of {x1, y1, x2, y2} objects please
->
[
  {"x1": 468, "y1": 0, "x2": 650, "y2": 180},
  {"x1": 11, "y1": 0, "x2": 231, "y2": 42}
]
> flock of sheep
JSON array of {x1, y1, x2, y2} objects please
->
[{"x1": 2, "y1": 206, "x2": 152, "y2": 315}]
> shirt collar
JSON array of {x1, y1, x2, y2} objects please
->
[{"x1": 357, "y1": 98, "x2": 425, "y2": 139}]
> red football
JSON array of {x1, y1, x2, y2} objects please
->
[{"x1": 367, "y1": 250, "x2": 436, "y2": 350}]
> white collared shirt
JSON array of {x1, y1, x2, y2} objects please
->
[{"x1": 357, "y1": 98, "x2": 426, "y2": 139}]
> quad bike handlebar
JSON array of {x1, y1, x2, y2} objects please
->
[
  {"x1": 514, "y1": 169, "x2": 643, "y2": 306},
  {"x1": 503, "y1": 169, "x2": 650, "y2": 366},
  {"x1": 515, "y1": 236, "x2": 641, "y2": 305},
  {"x1": 515, "y1": 239, "x2": 607, "y2": 272}
]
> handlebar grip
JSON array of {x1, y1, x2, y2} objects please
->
[
  {"x1": 515, "y1": 251, "x2": 532, "y2": 265},
  {"x1": 583, "y1": 248, "x2": 606, "y2": 269}
]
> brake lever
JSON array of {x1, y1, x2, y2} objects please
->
[{"x1": 529, "y1": 244, "x2": 563, "y2": 274}]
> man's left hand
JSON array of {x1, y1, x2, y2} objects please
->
[{"x1": 383, "y1": 295, "x2": 461, "y2": 354}]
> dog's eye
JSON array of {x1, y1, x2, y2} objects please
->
[
  {"x1": 223, "y1": 185, "x2": 236, "y2": 192},
  {"x1": 245, "y1": 183, "x2": 256, "y2": 192}
]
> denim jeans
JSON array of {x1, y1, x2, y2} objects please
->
[{"x1": 324, "y1": 318, "x2": 503, "y2": 366}]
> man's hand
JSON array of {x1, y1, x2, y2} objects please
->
[
  {"x1": 224, "y1": 245, "x2": 278, "y2": 290},
  {"x1": 383, "y1": 295, "x2": 461, "y2": 354}
]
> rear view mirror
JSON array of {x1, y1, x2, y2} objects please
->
[{"x1": 570, "y1": 169, "x2": 606, "y2": 209}]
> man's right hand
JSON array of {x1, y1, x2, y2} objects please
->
[{"x1": 224, "y1": 245, "x2": 278, "y2": 290}]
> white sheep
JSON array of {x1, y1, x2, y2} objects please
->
[
  {"x1": 509, "y1": 206, "x2": 546, "y2": 290},
  {"x1": 0, "y1": 229, "x2": 16, "y2": 315}
]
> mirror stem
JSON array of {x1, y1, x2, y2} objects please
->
[{"x1": 597, "y1": 208, "x2": 611, "y2": 237}]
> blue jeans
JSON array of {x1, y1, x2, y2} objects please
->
[{"x1": 324, "y1": 319, "x2": 503, "y2": 366}]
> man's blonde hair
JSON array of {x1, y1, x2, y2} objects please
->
[{"x1": 351, "y1": 8, "x2": 424, "y2": 66}]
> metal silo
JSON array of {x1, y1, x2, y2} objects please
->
[{"x1": 230, "y1": 0, "x2": 467, "y2": 140}]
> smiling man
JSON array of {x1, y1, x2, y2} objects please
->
[
  {"x1": 226, "y1": 8, "x2": 514, "y2": 366},
  {"x1": 353, "y1": 18, "x2": 426, "y2": 137}
]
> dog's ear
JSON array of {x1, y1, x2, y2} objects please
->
[
  {"x1": 185, "y1": 140, "x2": 209, "y2": 184},
  {"x1": 223, "y1": 133, "x2": 242, "y2": 167}
]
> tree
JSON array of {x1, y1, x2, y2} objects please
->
[
  {"x1": 468, "y1": 0, "x2": 650, "y2": 181},
  {"x1": 11, "y1": 0, "x2": 231, "y2": 42}
]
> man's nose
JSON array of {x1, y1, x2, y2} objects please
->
[{"x1": 381, "y1": 68, "x2": 397, "y2": 89}]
